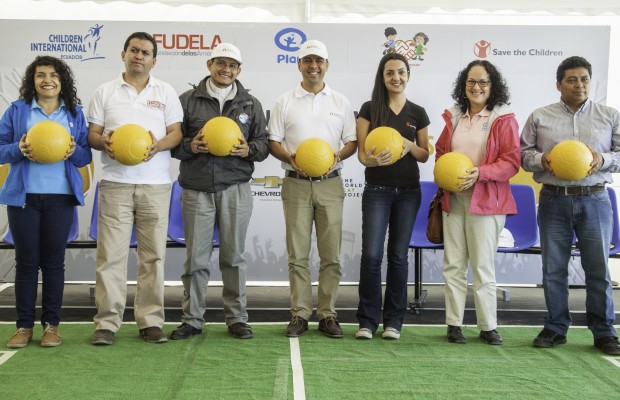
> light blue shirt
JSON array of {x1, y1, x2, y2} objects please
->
[
  {"x1": 26, "y1": 98, "x2": 73, "y2": 195},
  {"x1": 520, "y1": 98, "x2": 620, "y2": 186}
]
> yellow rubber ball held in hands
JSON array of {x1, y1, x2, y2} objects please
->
[
  {"x1": 295, "y1": 138, "x2": 335, "y2": 177},
  {"x1": 110, "y1": 124, "x2": 153, "y2": 166},
  {"x1": 25, "y1": 120, "x2": 71, "y2": 163},
  {"x1": 548, "y1": 140, "x2": 593, "y2": 181},
  {"x1": 202, "y1": 116, "x2": 243, "y2": 156},
  {"x1": 364, "y1": 126, "x2": 404, "y2": 165},
  {"x1": 434, "y1": 152, "x2": 474, "y2": 192}
]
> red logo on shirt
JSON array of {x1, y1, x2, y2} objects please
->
[{"x1": 147, "y1": 100, "x2": 166, "y2": 111}]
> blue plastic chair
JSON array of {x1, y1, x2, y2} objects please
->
[
  {"x1": 497, "y1": 184, "x2": 539, "y2": 253},
  {"x1": 408, "y1": 181, "x2": 444, "y2": 312},
  {"x1": 3, "y1": 206, "x2": 80, "y2": 245},
  {"x1": 168, "y1": 180, "x2": 220, "y2": 247},
  {"x1": 89, "y1": 182, "x2": 137, "y2": 246},
  {"x1": 572, "y1": 187, "x2": 620, "y2": 256}
]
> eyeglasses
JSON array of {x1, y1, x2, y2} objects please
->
[
  {"x1": 213, "y1": 59, "x2": 239, "y2": 71},
  {"x1": 466, "y1": 79, "x2": 490, "y2": 88}
]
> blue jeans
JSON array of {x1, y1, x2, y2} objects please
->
[
  {"x1": 538, "y1": 188, "x2": 617, "y2": 339},
  {"x1": 356, "y1": 184, "x2": 421, "y2": 332},
  {"x1": 8, "y1": 194, "x2": 77, "y2": 328}
]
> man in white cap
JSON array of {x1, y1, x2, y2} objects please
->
[
  {"x1": 269, "y1": 39, "x2": 357, "y2": 338},
  {"x1": 170, "y1": 42, "x2": 269, "y2": 340}
]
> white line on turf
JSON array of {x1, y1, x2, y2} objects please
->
[
  {"x1": 289, "y1": 337, "x2": 306, "y2": 400},
  {"x1": 0, "y1": 351, "x2": 17, "y2": 366},
  {"x1": 603, "y1": 356, "x2": 620, "y2": 368}
]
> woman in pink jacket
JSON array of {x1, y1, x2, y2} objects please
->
[{"x1": 435, "y1": 60, "x2": 520, "y2": 345}]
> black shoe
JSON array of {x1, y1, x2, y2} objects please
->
[
  {"x1": 228, "y1": 322, "x2": 253, "y2": 339},
  {"x1": 318, "y1": 316, "x2": 344, "y2": 338},
  {"x1": 169, "y1": 323, "x2": 202, "y2": 340},
  {"x1": 139, "y1": 327, "x2": 168, "y2": 343},
  {"x1": 91, "y1": 329, "x2": 115, "y2": 346},
  {"x1": 594, "y1": 336, "x2": 620, "y2": 355},
  {"x1": 479, "y1": 329, "x2": 503, "y2": 345},
  {"x1": 285, "y1": 316, "x2": 308, "y2": 337},
  {"x1": 532, "y1": 328, "x2": 567, "y2": 348},
  {"x1": 447, "y1": 325, "x2": 466, "y2": 344}
]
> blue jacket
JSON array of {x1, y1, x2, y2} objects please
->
[{"x1": 0, "y1": 99, "x2": 92, "y2": 206}]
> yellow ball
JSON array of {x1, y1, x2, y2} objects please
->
[
  {"x1": 25, "y1": 121, "x2": 70, "y2": 163},
  {"x1": 295, "y1": 138, "x2": 335, "y2": 177},
  {"x1": 110, "y1": 124, "x2": 152, "y2": 166},
  {"x1": 202, "y1": 116, "x2": 243, "y2": 156},
  {"x1": 364, "y1": 126, "x2": 404, "y2": 165},
  {"x1": 434, "y1": 152, "x2": 474, "y2": 192},
  {"x1": 548, "y1": 140, "x2": 593, "y2": 181}
]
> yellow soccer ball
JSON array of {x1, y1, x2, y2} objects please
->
[
  {"x1": 548, "y1": 140, "x2": 593, "y2": 181},
  {"x1": 202, "y1": 116, "x2": 243, "y2": 156},
  {"x1": 434, "y1": 152, "x2": 474, "y2": 192},
  {"x1": 26, "y1": 121, "x2": 71, "y2": 163},
  {"x1": 110, "y1": 124, "x2": 153, "y2": 166},
  {"x1": 364, "y1": 126, "x2": 404, "y2": 165},
  {"x1": 295, "y1": 138, "x2": 335, "y2": 177}
]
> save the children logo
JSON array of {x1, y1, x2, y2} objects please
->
[
  {"x1": 29, "y1": 23, "x2": 106, "y2": 62},
  {"x1": 274, "y1": 27, "x2": 307, "y2": 64},
  {"x1": 473, "y1": 39, "x2": 564, "y2": 58}
]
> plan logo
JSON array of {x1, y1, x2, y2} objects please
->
[
  {"x1": 274, "y1": 28, "x2": 307, "y2": 64},
  {"x1": 30, "y1": 23, "x2": 106, "y2": 62}
]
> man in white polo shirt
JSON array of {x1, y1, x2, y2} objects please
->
[
  {"x1": 87, "y1": 32, "x2": 183, "y2": 345},
  {"x1": 268, "y1": 39, "x2": 357, "y2": 338}
]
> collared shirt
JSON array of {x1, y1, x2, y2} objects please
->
[
  {"x1": 452, "y1": 107, "x2": 491, "y2": 167},
  {"x1": 268, "y1": 82, "x2": 357, "y2": 171},
  {"x1": 87, "y1": 73, "x2": 183, "y2": 184},
  {"x1": 26, "y1": 98, "x2": 72, "y2": 195},
  {"x1": 520, "y1": 99, "x2": 620, "y2": 186}
]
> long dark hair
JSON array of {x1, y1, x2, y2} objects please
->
[
  {"x1": 19, "y1": 55, "x2": 81, "y2": 117},
  {"x1": 451, "y1": 60, "x2": 510, "y2": 113},
  {"x1": 369, "y1": 52, "x2": 410, "y2": 130}
]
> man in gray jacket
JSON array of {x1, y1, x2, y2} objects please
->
[{"x1": 170, "y1": 43, "x2": 269, "y2": 340}]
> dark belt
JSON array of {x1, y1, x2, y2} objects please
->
[
  {"x1": 286, "y1": 169, "x2": 340, "y2": 182},
  {"x1": 542, "y1": 184, "x2": 606, "y2": 196}
]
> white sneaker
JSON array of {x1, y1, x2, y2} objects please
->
[
  {"x1": 355, "y1": 328, "x2": 373, "y2": 340},
  {"x1": 382, "y1": 327, "x2": 400, "y2": 340}
]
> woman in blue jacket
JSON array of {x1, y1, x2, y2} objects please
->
[{"x1": 0, "y1": 56, "x2": 91, "y2": 348}]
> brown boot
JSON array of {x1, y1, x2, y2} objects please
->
[
  {"x1": 7, "y1": 328, "x2": 33, "y2": 348},
  {"x1": 41, "y1": 324, "x2": 62, "y2": 347}
]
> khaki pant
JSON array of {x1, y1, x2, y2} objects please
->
[
  {"x1": 442, "y1": 194, "x2": 505, "y2": 331},
  {"x1": 281, "y1": 176, "x2": 345, "y2": 321},
  {"x1": 93, "y1": 181, "x2": 170, "y2": 331}
]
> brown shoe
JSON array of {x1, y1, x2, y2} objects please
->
[
  {"x1": 318, "y1": 316, "x2": 344, "y2": 338},
  {"x1": 41, "y1": 324, "x2": 62, "y2": 347},
  {"x1": 139, "y1": 327, "x2": 168, "y2": 343},
  {"x1": 285, "y1": 316, "x2": 308, "y2": 337},
  {"x1": 7, "y1": 327, "x2": 33, "y2": 348}
]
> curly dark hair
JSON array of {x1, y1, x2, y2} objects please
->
[
  {"x1": 19, "y1": 55, "x2": 81, "y2": 117},
  {"x1": 451, "y1": 60, "x2": 510, "y2": 113},
  {"x1": 369, "y1": 52, "x2": 410, "y2": 130}
]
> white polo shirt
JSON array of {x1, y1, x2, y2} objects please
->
[
  {"x1": 88, "y1": 73, "x2": 183, "y2": 184},
  {"x1": 268, "y1": 82, "x2": 357, "y2": 171}
]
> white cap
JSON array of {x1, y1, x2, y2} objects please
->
[
  {"x1": 210, "y1": 43, "x2": 242, "y2": 64},
  {"x1": 299, "y1": 40, "x2": 328, "y2": 59}
]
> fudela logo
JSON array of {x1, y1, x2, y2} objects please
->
[{"x1": 274, "y1": 28, "x2": 307, "y2": 64}]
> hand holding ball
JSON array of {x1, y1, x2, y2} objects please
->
[
  {"x1": 25, "y1": 121, "x2": 71, "y2": 163},
  {"x1": 364, "y1": 126, "x2": 404, "y2": 165},
  {"x1": 110, "y1": 124, "x2": 153, "y2": 166},
  {"x1": 547, "y1": 140, "x2": 593, "y2": 181},
  {"x1": 202, "y1": 116, "x2": 243, "y2": 156},
  {"x1": 434, "y1": 152, "x2": 474, "y2": 192},
  {"x1": 295, "y1": 138, "x2": 335, "y2": 177}
]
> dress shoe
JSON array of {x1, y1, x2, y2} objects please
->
[
  {"x1": 447, "y1": 325, "x2": 465, "y2": 344},
  {"x1": 228, "y1": 322, "x2": 253, "y2": 339},
  {"x1": 41, "y1": 324, "x2": 62, "y2": 347},
  {"x1": 479, "y1": 329, "x2": 503, "y2": 345},
  {"x1": 532, "y1": 328, "x2": 567, "y2": 348},
  {"x1": 169, "y1": 323, "x2": 202, "y2": 340},
  {"x1": 139, "y1": 327, "x2": 168, "y2": 343},
  {"x1": 318, "y1": 316, "x2": 343, "y2": 338},
  {"x1": 594, "y1": 336, "x2": 620, "y2": 355},
  {"x1": 7, "y1": 327, "x2": 33, "y2": 349},
  {"x1": 286, "y1": 316, "x2": 308, "y2": 337}
]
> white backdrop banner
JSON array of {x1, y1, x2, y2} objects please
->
[{"x1": 0, "y1": 20, "x2": 610, "y2": 284}]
